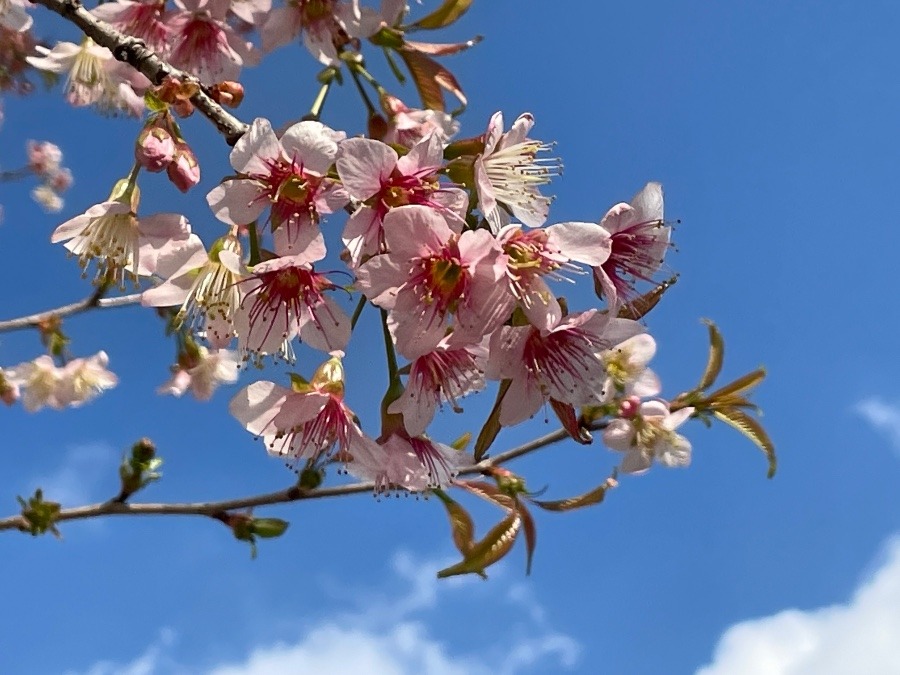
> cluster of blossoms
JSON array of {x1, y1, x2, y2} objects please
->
[
  {"x1": 26, "y1": 141, "x2": 73, "y2": 213},
  {"x1": 55, "y1": 106, "x2": 684, "y2": 492},
  {"x1": 0, "y1": 352, "x2": 117, "y2": 411}
]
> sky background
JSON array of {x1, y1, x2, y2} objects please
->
[{"x1": 2, "y1": 0, "x2": 900, "y2": 673}]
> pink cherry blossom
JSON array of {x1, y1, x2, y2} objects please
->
[
  {"x1": 486, "y1": 311, "x2": 645, "y2": 426},
  {"x1": 159, "y1": 346, "x2": 239, "y2": 400},
  {"x1": 166, "y1": 0, "x2": 259, "y2": 84},
  {"x1": 0, "y1": 0, "x2": 32, "y2": 33},
  {"x1": 388, "y1": 335, "x2": 488, "y2": 436},
  {"x1": 497, "y1": 221, "x2": 611, "y2": 331},
  {"x1": 603, "y1": 400, "x2": 693, "y2": 474},
  {"x1": 475, "y1": 112, "x2": 561, "y2": 232},
  {"x1": 382, "y1": 95, "x2": 460, "y2": 147},
  {"x1": 593, "y1": 182, "x2": 670, "y2": 309},
  {"x1": 337, "y1": 134, "x2": 466, "y2": 264},
  {"x1": 234, "y1": 255, "x2": 350, "y2": 361},
  {"x1": 599, "y1": 333, "x2": 661, "y2": 398},
  {"x1": 58, "y1": 351, "x2": 119, "y2": 407},
  {"x1": 207, "y1": 118, "x2": 347, "y2": 253},
  {"x1": 91, "y1": 0, "x2": 171, "y2": 55},
  {"x1": 354, "y1": 205, "x2": 510, "y2": 359}
]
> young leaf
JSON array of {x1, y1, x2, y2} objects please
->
[
  {"x1": 617, "y1": 275, "x2": 678, "y2": 320},
  {"x1": 410, "y1": 0, "x2": 473, "y2": 30},
  {"x1": 517, "y1": 501, "x2": 537, "y2": 575},
  {"x1": 532, "y1": 475, "x2": 617, "y2": 512},
  {"x1": 396, "y1": 49, "x2": 468, "y2": 113},
  {"x1": 697, "y1": 319, "x2": 725, "y2": 391},
  {"x1": 474, "y1": 380, "x2": 510, "y2": 461},
  {"x1": 434, "y1": 489, "x2": 475, "y2": 555},
  {"x1": 712, "y1": 407, "x2": 777, "y2": 478},
  {"x1": 437, "y1": 511, "x2": 521, "y2": 579},
  {"x1": 456, "y1": 479, "x2": 516, "y2": 510},
  {"x1": 706, "y1": 368, "x2": 766, "y2": 402}
]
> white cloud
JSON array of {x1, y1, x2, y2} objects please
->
[
  {"x1": 73, "y1": 552, "x2": 580, "y2": 675},
  {"x1": 855, "y1": 397, "x2": 900, "y2": 454},
  {"x1": 697, "y1": 537, "x2": 900, "y2": 675},
  {"x1": 32, "y1": 443, "x2": 116, "y2": 506}
]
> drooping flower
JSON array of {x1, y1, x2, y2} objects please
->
[
  {"x1": 6, "y1": 352, "x2": 117, "y2": 411},
  {"x1": 142, "y1": 234, "x2": 245, "y2": 348},
  {"x1": 474, "y1": 112, "x2": 561, "y2": 233},
  {"x1": 233, "y1": 254, "x2": 350, "y2": 361},
  {"x1": 159, "y1": 346, "x2": 239, "y2": 400},
  {"x1": 381, "y1": 94, "x2": 460, "y2": 147},
  {"x1": 388, "y1": 334, "x2": 488, "y2": 436},
  {"x1": 207, "y1": 117, "x2": 347, "y2": 254},
  {"x1": 337, "y1": 133, "x2": 466, "y2": 264},
  {"x1": 486, "y1": 311, "x2": 644, "y2": 426},
  {"x1": 593, "y1": 182, "x2": 670, "y2": 310},
  {"x1": 603, "y1": 400, "x2": 693, "y2": 474},
  {"x1": 354, "y1": 204, "x2": 510, "y2": 359}
]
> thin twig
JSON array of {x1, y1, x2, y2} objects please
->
[
  {"x1": 30, "y1": 0, "x2": 249, "y2": 145},
  {"x1": 0, "y1": 424, "x2": 602, "y2": 532},
  {"x1": 0, "y1": 291, "x2": 141, "y2": 333}
]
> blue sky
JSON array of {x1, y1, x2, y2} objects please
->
[{"x1": 3, "y1": 1, "x2": 900, "y2": 673}]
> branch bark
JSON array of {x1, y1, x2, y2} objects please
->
[
  {"x1": 0, "y1": 425, "x2": 605, "y2": 532},
  {"x1": 0, "y1": 290, "x2": 141, "y2": 333},
  {"x1": 31, "y1": 0, "x2": 249, "y2": 145}
]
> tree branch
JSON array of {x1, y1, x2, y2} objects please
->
[
  {"x1": 0, "y1": 424, "x2": 604, "y2": 532},
  {"x1": 30, "y1": 0, "x2": 249, "y2": 145},
  {"x1": 0, "y1": 290, "x2": 141, "y2": 333}
]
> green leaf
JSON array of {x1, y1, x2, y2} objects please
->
[
  {"x1": 712, "y1": 407, "x2": 777, "y2": 478},
  {"x1": 437, "y1": 511, "x2": 521, "y2": 579},
  {"x1": 251, "y1": 518, "x2": 290, "y2": 538},
  {"x1": 698, "y1": 319, "x2": 725, "y2": 391},
  {"x1": 473, "y1": 380, "x2": 510, "y2": 461},
  {"x1": 434, "y1": 489, "x2": 475, "y2": 555},
  {"x1": 532, "y1": 476, "x2": 617, "y2": 512},
  {"x1": 617, "y1": 275, "x2": 679, "y2": 320},
  {"x1": 707, "y1": 368, "x2": 766, "y2": 403},
  {"x1": 410, "y1": 0, "x2": 473, "y2": 29}
]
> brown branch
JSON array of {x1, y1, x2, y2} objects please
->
[
  {"x1": 0, "y1": 290, "x2": 141, "y2": 333},
  {"x1": 0, "y1": 424, "x2": 602, "y2": 532},
  {"x1": 30, "y1": 0, "x2": 249, "y2": 145}
]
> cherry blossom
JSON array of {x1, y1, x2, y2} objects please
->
[
  {"x1": 59, "y1": 351, "x2": 119, "y2": 407},
  {"x1": 475, "y1": 112, "x2": 561, "y2": 232},
  {"x1": 599, "y1": 333, "x2": 661, "y2": 398},
  {"x1": 91, "y1": 0, "x2": 171, "y2": 55},
  {"x1": 354, "y1": 204, "x2": 510, "y2": 359},
  {"x1": 381, "y1": 95, "x2": 460, "y2": 147},
  {"x1": 593, "y1": 182, "x2": 670, "y2": 309},
  {"x1": 0, "y1": 0, "x2": 32, "y2": 33},
  {"x1": 159, "y1": 347, "x2": 239, "y2": 400},
  {"x1": 6, "y1": 352, "x2": 117, "y2": 411},
  {"x1": 486, "y1": 311, "x2": 644, "y2": 426},
  {"x1": 603, "y1": 400, "x2": 694, "y2": 474},
  {"x1": 337, "y1": 133, "x2": 467, "y2": 264}
]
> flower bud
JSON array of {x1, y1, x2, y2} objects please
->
[
  {"x1": 166, "y1": 143, "x2": 200, "y2": 192},
  {"x1": 210, "y1": 81, "x2": 244, "y2": 108},
  {"x1": 135, "y1": 126, "x2": 175, "y2": 172}
]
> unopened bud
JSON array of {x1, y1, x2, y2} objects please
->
[
  {"x1": 210, "y1": 81, "x2": 244, "y2": 108},
  {"x1": 0, "y1": 372, "x2": 19, "y2": 405},
  {"x1": 131, "y1": 438, "x2": 156, "y2": 462},
  {"x1": 618, "y1": 396, "x2": 641, "y2": 419},
  {"x1": 166, "y1": 144, "x2": 200, "y2": 192},
  {"x1": 135, "y1": 126, "x2": 175, "y2": 172}
]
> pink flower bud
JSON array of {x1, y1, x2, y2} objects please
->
[
  {"x1": 618, "y1": 395, "x2": 642, "y2": 419},
  {"x1": 166, "y1": 143, "x2": 200, "y2": 192},
  {"x1": 48, "y1": 167, "x2": 73, "y2": 192},
  {"x1": 135, "y1": 126, "x2": 176, "y2": 172}
]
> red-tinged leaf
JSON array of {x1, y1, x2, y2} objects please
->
[
  {"x1": 517, "y1": 501, "x2": 537, "y2": 575},
  {"x1": 697, "y1": 319, "x2": 725, "y2": 391},
  {"x1": 617, "y1": 275, "x2": 679, "y2": 320},
  {"x1": 456, "y1": 479, "x2": 516, "y2": 510},
  {"x1": 474, "y1": 380, "x2": 510, "y2": 461},
  {"x1": 437, "y1": 511, "x2": 521, "y2": 579},
  {"x1": 410, "y1": 0, "x2": 473, "y2": 30},
  {"x1": 707, "y1": 368, "x2": 766, "y2": 402},
  {"x1": 712, "y1": 407, "x2": 777, "y2": 478},
  {"x1": 434, "y1": 489, "x2": 475, "y2": 555},
  {"x1": 403, "y1": 37, "x2": 481, "y2": 56},
  {"x1": 397, "y1": 49, "x2": 468, "y2": 113},
  {"x1": 532, "y1": 475, "x2": 618, "y2": 512},
  {"x1": 550, "y1": 398, "x2": 592, "y2": 444}
]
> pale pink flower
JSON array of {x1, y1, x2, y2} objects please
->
[
  {"x1": 135, "y1": 127, "x2": 176, "y2": 172},
  {"x1": 166, "y1": 0, "x2": 259, "y2": 84},
  {"x1": 382, "y1": 95, "x2": 460, "y2": 147},
  {"x1": 52, "y1": 189, "x2": 200, "y2": 287},
  {"x1": 234, "y1": 255, "x2": 350, "y2": 360},
  {"x1": 497, "y1": 222, "x2": 610, "y2": 331},
  {"x1": 26, "y1": 39, "x2": 143, "y2": 115},
  {"x1": 599, "y1": 333, "x2": 660, "y2": 398},
  {"x1": 593, "y1": 182, "x2": 670, "y2": 309},
  {"x1": 91, "y1": 0, "x2": 171, "y2": 55},
  {"x1": 31, "y1": 185, "x2": 63, "y2": 213},
  {"x1": 388, "y1": 335, "x2": 488, "y2": 436},
  {"x1": 229, "y1": 357, "x2": 370, "y2": 465},
  {"x1": 0, "y1": 0, "x2": 32, "y2": 33},
  {"x1": 337, "y1": 134, "x2": 466, "y2": 264},
  {"x1": 6, "y1": 356, "x2": 61, "y2": 411},
  {"x1": 228, "y1": 0, "x2": 271, "y2": 25},
  {"x1": 142, "y1": 234, "x2": 244, "y2": 348},
  {"x1": 603, "y1": 400, "x2": 693, "y2": 474},
  {"x1": 58, "y1": 351, "x2": 118, "y2": 407},
  {"x1": 354, "y1": 205, "x2": 510, "y2": 359},
  {"x1": 475, "y1": 112, "x2": 560, "y2": 233},
  {"x1": 207, "y1": 118, "x2": 347, "y2": 252},
  {"x1": 159, "y1": 346, "x2": 239, "y2": 399},
  {"x1": 26, "y1": 141, "x2": 62, "y2": 175},
  {"x1": 486, "y1": 311, "x2": 644, "y2": 426}
]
